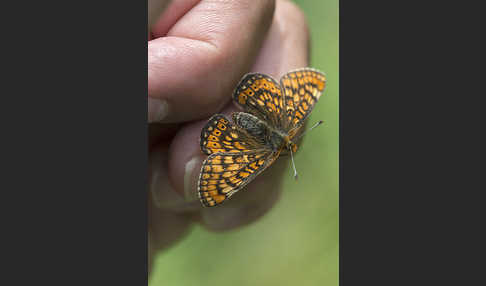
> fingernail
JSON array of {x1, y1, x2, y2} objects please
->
[
  {"x1": 150, "y1": 149, "x2": 201, "y2": 212},
  {"x1": 150, "y1": 168, "x2": 186, "y2": 210},
  {"x1": 148, "y1": 97, "x2": 169, "y2": 123},
  {"x1": 184, "y1": 156, "x2": 203, "y2": 202}
]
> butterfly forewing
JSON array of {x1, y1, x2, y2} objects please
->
[
  {"x1": 232, "y1": 73, "x2": 286, "y2": 129},
  {"x1": 280, "y1": 68, "x2": 326, "y2": 132}
]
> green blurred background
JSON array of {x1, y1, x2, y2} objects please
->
[{"x1": 150, "y1": 0, "x2": 338, "y2": 285}]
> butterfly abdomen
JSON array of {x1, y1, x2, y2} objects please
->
[{"x1": 268, "y1": 130, "x2": 287, "y2": 151}]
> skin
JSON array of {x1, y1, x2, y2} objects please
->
[{"x1": 148, "y1": 0, "x2": 311, "y2": 275}]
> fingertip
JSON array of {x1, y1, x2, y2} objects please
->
[
  {"x1": 149, "y1": 143, "x2": 201, "y2": 212},
  {"x1": 148, "y1": 0, "x2": 279, "y2": 123},
  {"x1": 167, "y1": 119, "x2": 208, "y2": 202},
  {"x1": 150, "y1": 0, "x2": 200, "y2": 37},
  {"x1": 148, "y1": 37, "x2": 233, "y2": 123},
  {"x1": 148, "y1": 97, "x2": 169, "y2": 123},
  {"x1": 183, "y1": 155, "x2": 205, "y2": 202}
]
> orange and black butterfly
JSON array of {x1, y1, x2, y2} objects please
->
[{"x1": 198, "y1": 68, "x2": 326, "y2": 207}]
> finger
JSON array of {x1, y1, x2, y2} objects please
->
[
  {"x1": 148, "y1": 140, "x2": 197, "y2": 274},
  {"x1": 148, "y1": 0, "x2": 276, "y2": 123},
  {"x1": 166, "y1": 0, "x2": 311, "y2": 229},
  {"x1": 250, "y1": 0, "x2": 310, "y2": 77},
  {"x1": 148, "y1": 123, "x2": 180, "y2": 150},
  {"x1": 148, "y1": 0, "x2": 171, "y2": 28},
  {"x1": 148, "y1": 197, "x2": 193, "y2": 269},
  {"x1": 150, "y1": 0, "x2": 200, "y2": 37},
  {"x1": 149, "y1": 142, "x2": 201, "y2": 212}
]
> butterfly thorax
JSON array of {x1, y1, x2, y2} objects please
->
[
  {"x1": 233, "y1": 112, "x2": 297, "y2": 152},
  {"x1": 268, "y1": 127, "x2": 289, "y2": 151}
]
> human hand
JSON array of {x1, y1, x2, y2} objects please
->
[{"x1": 148, "y1": 0, "x2": 311, "y2": 273}]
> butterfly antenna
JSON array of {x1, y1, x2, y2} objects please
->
[
  {"x1": 295, "y1": 120, "x2": 324, "y2": 141},
  {"x1": 290, "y1": 147, "x2": 298, "y2": 180},
  {"x1": 288, "y1": 121, "x2": 324, "y2": 180}
]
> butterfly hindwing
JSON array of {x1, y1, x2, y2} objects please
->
[
  {"x1": 198, "y1": 150, "x2": 279, "y2": 207},
  {"x1": 232, "y1": 73, "x2": 286, "y2": 129},
  {"x1": 280, "y1": 68, "x2": 326, "y2": 132}
]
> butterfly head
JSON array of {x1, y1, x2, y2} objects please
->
[
  {"x1": 286, "y1": 140, "x2": 299, "y2": 153},
  {"x1": 286, "y1": 120, "x2": 324, "y2": 180},
  {"x1": 283, "y1": 137, "x2": 300, "y2": 180}
]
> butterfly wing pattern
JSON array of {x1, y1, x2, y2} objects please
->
[
  {"x1": 198, "y1": 151, "x2": 280, "y2": 207},
  {"x1": 280, "y1": 68, "x2": 327, "y2": 136},
  {"x1": 200, "y1": 114, "x2": 262, "y2": 155},
  {"x1": 232, "y1": 73, "x2": 286, "y2": 129},
  {"x1": 198, "y1": 68, "x2": 326, "y2": 207}
]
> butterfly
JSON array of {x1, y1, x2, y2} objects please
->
[{"x1": 198, "y1": 68, "x2": 326, "y2": 207}]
